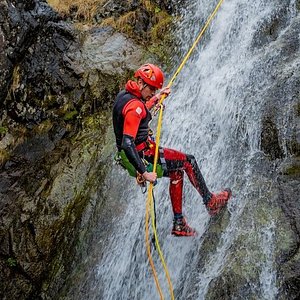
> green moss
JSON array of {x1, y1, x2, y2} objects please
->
[
  {"x1": 121, "y1": 24, "x2": 134, "y2": 35},
  {"x1": 155, "y1": 6, "x2": 161, "y2": 13},
  {"x1": 284, "y1": 164, "x2": 300, "y2": 176},
  {"x1": 146, "y1": 12, "x2": 176, "y2": 70},
  {"x1": 7, "y1": 257, "x2": 17, "y2": 267},
  {"x1": 0, "y1": 149, "x2": 10, "y2": 165},
  {"x1": 151, "y1": 12, "x2": 173, "y2": 40},
  {"x1": 82, "y1": 114, "x2": 103, "y2": 130},
  {"x1": 64, "y1": 110, "x2": 78, "y2": 121},
  {"x1": 11, "y1": 65, "x2": 21, "y2": 93},
  {"x1": 0, "y1": 127, "x2": 8, "y2": 134}
]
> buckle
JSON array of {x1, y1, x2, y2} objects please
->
[{"x1": 136, "y1": 141, "x2": 148, "y2": 152}]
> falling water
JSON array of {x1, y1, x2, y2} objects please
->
[{"x1": 63, "y1": 0, "x2": 299, "y2": 299}]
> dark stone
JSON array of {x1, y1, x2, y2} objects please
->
[
  {"x1": 277, "y1": 172, "x2": 300, "y2": 299},
  {"x1": 0, "y1": 0, "x2": 81, "y2": 124},
  {"x1": 152, "y1": 0, "x2": 185, "y2": 14},
  {"x1": 49, "y1": 123, "x2": 67, "y2": 143},
  {"x1": 261, "y1": 116, "x2": 284, "y2": 160},
  {"x1": 13, "y1": 134, "x2": 55, "y2": 162},
  {"x1": 206, "y1": 274, "x2": 260, "y2": 300}
]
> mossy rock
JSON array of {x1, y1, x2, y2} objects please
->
[
  {"x1": 64, "y1": 110, "x2": 79, "y2": 121},
  {"x1": 283, "y1": 163, "x2": 300, "y2": 176},
  {"x1": 0, "y1": 127, "x2": 8, "y2": 134},
  {"x1": 7, "y1": 257, "x2": 17, "y2": 268},
  {"x1": 296, "y1": 101, "x2": 300, "y2": 117},
  {"x1": 0, "y1": 149, "x2": 10, "y2": 166}
]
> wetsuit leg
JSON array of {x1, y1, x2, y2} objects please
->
[
  {"x1": 144, "y1": 145, "x2": 212, "y2": 215},
  {"x1": 169, "y1": 170, "x2": 183, "y2": 215},
  {"x1": 183, "y1": 154, "x2": 212, "y2": 204},
  {"x1": 163, "y1": 148, "x2": 211, "y2": 195}
]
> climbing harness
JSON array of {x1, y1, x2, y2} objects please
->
[
  {"x1": 114, "y1": 150, "x2": 137, "y2": 177},
  {"x1": 136, "y1": 172, "x2": 147, "y2": 193},
  {"x1": 114, "y1": 151, "x2": 148, "y2": 192},
  {"x1": 144, "y1": 0, "x2": 226, "y2": 299},
  {"x1": 114, "y1": 143, "x2": 165, "y2": 189}
]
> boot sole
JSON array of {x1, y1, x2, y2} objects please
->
[
  {"x1": 209, "y1": 188, "x2": 232, "y2": 216},
  {"x1": 171, "y1": 230, "x2": 197, "y2": 237}
]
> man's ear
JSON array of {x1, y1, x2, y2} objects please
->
[{"x1": 137, "y1": 78, "x2": 144, "y2": 90}]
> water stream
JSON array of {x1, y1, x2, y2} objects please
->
[{"x1": 63, "y1": 0, "x2": 299, "y2": 299}]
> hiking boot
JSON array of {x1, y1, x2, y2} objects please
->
[
  {"x1": 206, "y1": 188, "x2": 232, "y2": 216},
  {"x1": 172, "y1": 217, "x2": 196, "y2": 237}
]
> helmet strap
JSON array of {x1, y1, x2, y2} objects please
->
[
  {"x1": 139, "y1": 79, "x2": 147, "y2": 90},
  {"x1": 137, "y1": 79, "x2": 151, "y2": 102},
  {"x1": 138, "y1": 79, "x2": 149, "y2": 93}
]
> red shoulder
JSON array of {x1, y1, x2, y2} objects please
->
[{"x1": 122, "y1": 99, "x2": 147, "y2": 118}]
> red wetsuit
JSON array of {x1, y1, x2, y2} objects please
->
[{"x1": 113, "y1": 80, "x2": 212, "y2": 216}]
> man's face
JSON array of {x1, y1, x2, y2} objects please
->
[{"x1": 138, "y1": 79, "x2": 157, "y2": 101}]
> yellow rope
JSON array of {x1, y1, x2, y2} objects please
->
[
  {"x1": 145, "y1": 0, "x2": 225, "y2": 299},
  {"x1": 145, "y1": 187, "x2": 164, "y2": 299}
]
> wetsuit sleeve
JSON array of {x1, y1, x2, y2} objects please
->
[
  {"x1": 121, "y1": 134, "x2": 146, "y2": 174},
  {"x1": 121, "y1": 100, "x2": 147, "y2": 174},
  {"x1": 145, "y1": 95, "x2": 159, "y2": 110},
  {"x1": 122, "y1": 100, "x2": 146, "y2": 138}
]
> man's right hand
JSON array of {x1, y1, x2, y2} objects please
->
[
  {"x1": 158, "y1": 87, "x2": 171, "y2": 99},
  {"x1": 142, "y1": 171, "x2": 157, "y2": 183}
]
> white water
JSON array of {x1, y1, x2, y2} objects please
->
[{"x1": 66, "y1": 0, "x2": 299, "y2": 299}]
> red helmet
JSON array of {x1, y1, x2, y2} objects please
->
[{"x1": 134, "y1": 63, "x2": 164, "y2": 89}]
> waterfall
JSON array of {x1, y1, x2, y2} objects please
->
[{"x1": 63, "y1": 0, "x2": 299, "y2": 299}]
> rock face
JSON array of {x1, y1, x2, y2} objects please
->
[
  {"x1": 261, "y1": 15, "x2": 300, "y2": 299},
  {"x1": 0, "y1": 0, "x2": 146, "y2": 299},
  {"x1": 0, "y1": 1, "x2": 145, "y2": 125},
  {"x1": 1, "y1": 0, "x2": 63, "y2": 109}
]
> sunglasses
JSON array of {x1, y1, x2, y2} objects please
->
[{"x1": 147, "y1": 84, "x2": 157, "y2": 92}]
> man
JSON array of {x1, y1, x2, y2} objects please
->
[{"x1": 113, "y1": 63, "x2": 232, "y2": 236}]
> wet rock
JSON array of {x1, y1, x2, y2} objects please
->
[
  {"x1": 261, "y1": 116, "x2": 284, "y2": 160},
  {"x1": 13, "y1": 134, "x2": 55, "y2": 162},
  {"x1": 0, "y1": 0, "x2": 150, "y2": 299},
  {"x1": 277, "y1": 167, "x2": 300, "y2": 300},
  {"x1": 0, "y1": 0, "x2": 59, "y2": 103},
  {"x1": 0, "y1": 133, "x2": 15, "y2": 150},
  {"x1": 76, "y1": 26, "x2": 144, "y2": 74},
  {"x1": 0, "y1": 112, "x2": 115, "y2": 299}
]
